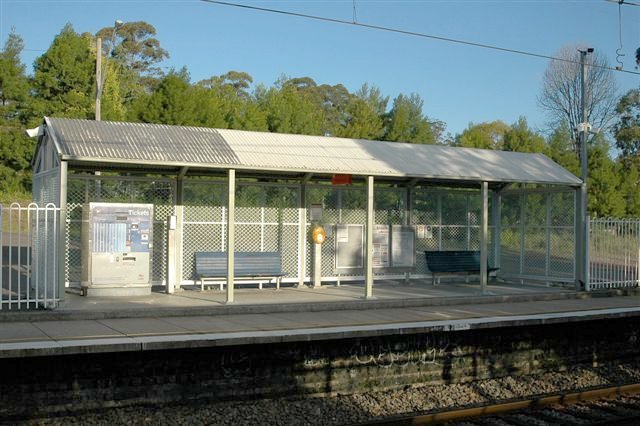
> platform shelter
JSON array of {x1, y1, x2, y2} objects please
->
[{"x1": 31, "y1": 117, "x2": 582, "y2": 304}]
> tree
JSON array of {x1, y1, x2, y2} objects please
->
[
  {"x1": 538, "y1": 44, "x2": 617, "y2": 152},
  {"x1": 138, "y1": 68, "x2": 197, "y2": 125},
  {"x1": 0, "y1": 29, "x2": 30, "y2": 125},
  {"x1": 587, "y1": 135, "x2": 625, "y2": 217},
  {"x1": 546, "y1": 123, "x2": 579, "y2": 176},
  {"x1": 335, "y1": 84, "x2": 387, "y2": 140},
  {"x1": 384, "y1": 93, "x2": 436, "y2": 144},
  {"x1": 502, "y1": 117, "x2": 546, "y2": 153},
  {"x1": 0, "y1": 128, "x2": 36, "y2": 195},
  {"x1": 32, "y1": 24, "x2": 95, "y2": 118},
  {"x1": 197, "y1": 71, "x2": 266, "y2": 130},
  {"x1": 613, "y1": 88, "x2": 640, "y2": 165},
  {"x1": 257, "y1": 78, "x2": 325, "y2": 135},
  {"x1": 455, "y1": 121, "x2": 509, "y2": 150},
  {"x1": 96, "y1": 21, "x2": 168, "y2": 78}
]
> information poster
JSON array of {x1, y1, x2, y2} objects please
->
[
  {"x1": 372, "y1": 224, "x2": 390, "y2": 268},
  {"x1": 391, "y1": 225, "x2": 416, "y2": 268}
]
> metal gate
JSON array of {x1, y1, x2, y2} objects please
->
[
  {"x1": 1, "y1": 203, "x2": 60, "y2": 309},
  {"x1": 588, "y1": 218, "x2": 640, "y2": 290}
]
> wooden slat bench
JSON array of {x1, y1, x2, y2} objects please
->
[
  {"x1": 194, "y1": 251, "x2": 285, "y2": 291},
  {"x1": 424, "y1": 250, "x2": 499, "y2": 286}
]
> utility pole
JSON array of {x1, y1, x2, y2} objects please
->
[
  {"x1": 95, "y1": 20, "x2": 123, "y2": 121},
  {"x1": 95, "y1": 37, "x2": 102, "y2": 121},
  {"x1": 577, "y1": 48, "x2": 593, "y2": 290}
]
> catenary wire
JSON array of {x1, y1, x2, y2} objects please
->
[{"x1": 200, "y1": 0, "x2": 640, "y2": 76}]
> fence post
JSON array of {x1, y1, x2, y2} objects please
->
[
  {"x1": 585, "y1": 216, "x2": 590, "y2": 291},
  {"x1": 57, "y1": 161, "x2": 68, "y2": 306}
]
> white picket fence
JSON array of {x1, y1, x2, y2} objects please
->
[
  {"x1": 588, "y1": 218, "x2": 640, "y2": 291},
  {"x1": 0, "y1": 203, "x2": 61, "y2": 310}
]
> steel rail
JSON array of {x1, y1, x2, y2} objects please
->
[{"x1": 368, "y1": 383, "x2": 640, "y2": 425}]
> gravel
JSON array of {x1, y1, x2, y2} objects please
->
[{"x1": 19, "y1": 362, "x2": 640, "y2": 426}]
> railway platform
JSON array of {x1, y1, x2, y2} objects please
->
[{"x1": 1, "y1": 280, "x2": 639, "y2": 359}]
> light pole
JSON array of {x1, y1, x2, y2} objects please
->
[
  {"x1": 95, "y1": 20, "x2": 123, "y2": 121},
  {"x1": 577, "y1": 47, "x2": 593, "y2": 290}
]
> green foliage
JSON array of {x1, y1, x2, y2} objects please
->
[
  {"x1": 502, "y1": 117, "x2": 546, "y2": 153},
  {"x1": 258, "y1": 78, "x2": 325, "y2": 135},
  {"x1": 455, "y1": 121, "x2": 509, "y2": 149},
  {"x1": 547, "y1": 123, "x2": 579, "y2": 176},
  {"x1": 96, "y1": 21, "x2": 168, "y2": 78},
  {"x1": 614, "y1": 88, "x2": 640, "y2": 165},
  {"x1": 32, "y1": 23, "x2": 95, "y2": 119},
  {"x1": 336, "y1": 84, "x2": 387, "y2": 139},
  {"x1": 2, "y1": 21, "x2": 639, "y2": 222},
  {"x1": 0, "y1": 128, "x2": 35, "y2": 195},
  {"x1": 384, "y1": 93, "x2": 436, "y2": 144},
  {"x1": 0, "y1": 29, "x2": 30, "y2": 125},
  {"x1": 587, "y1": 136, "x2": 625, "y2": 217},
  {"x1": 138, "y1": 68, "x2": 196, "y2": 125}
]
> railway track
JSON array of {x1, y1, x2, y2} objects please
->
[{"x1": 370, "y1": 384, "x2": 640, "y2": 425}]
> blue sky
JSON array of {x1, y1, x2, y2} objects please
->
[{"x1": 1, "y1": 0, "x2": 639, "y2": 137}]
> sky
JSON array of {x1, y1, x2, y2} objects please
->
[{"x1": 1, "y1": 0, "x2": 639, "y2": 138}]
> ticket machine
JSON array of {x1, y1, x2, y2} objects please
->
[{"x1": 81, "y1": 203, "x2": 153, "y2": 296}]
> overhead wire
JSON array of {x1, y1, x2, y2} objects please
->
[
  {"x1": 615, "y1": 0, "x2": 625, "y2": 69},
  {"x1": 200, "y1": 0, "x2": 640, "y2": 76},
  {"x1": 606, "y1": 0, "x2": 640, "y2": 7}
]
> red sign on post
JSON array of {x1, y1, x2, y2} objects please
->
[{"x1": 331, "y1": 174, "x2": 352, "y2": 185}]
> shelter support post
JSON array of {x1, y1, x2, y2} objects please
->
[
  {"x1": 173, "y1": 174, "x2": 185, "y2": 291},
  {"x1": 226, "y1": 169, "x2": 236, "y2": 304},
  {"x1": 166, "y1": 215, "x2": 176, "y2": 294},
  {"x1": 492, "y1": 188, "x2": 501, "y2": 272},
  {"x1": 404, "y1": 185, "x2": 413, "y2": 285},
  {"x1": 365, "y1": 175, "x2": 374, "y2": 299},
  {"x1": 298, "y1": 183, "x2": 307, "y2": 287},
  {"x1": 480, "y1": 181, "x2": 488, "y2": 294},
  {"x1": 57, "y1": 160, "x2": 68, "y2": 305},
  {"x1": 575, "y1": 185, "x2": 586, "y2": 290}
]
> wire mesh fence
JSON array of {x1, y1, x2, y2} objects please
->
[
  {"x1": 500, "y1": 189, "x2": 575, "y2": 283},
  {"x1": 66, "y1": 175, "x2": 176, "y2": 286},
  {"x1": 58, "y1": 173, "x2": 579, "y2": 289}
]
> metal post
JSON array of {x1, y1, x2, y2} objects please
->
[
  {"x1": 404, "y1": 186, "x2": 412, "y2": 284},
  {"x1": 365, "y1": 175, "x2": 374, "y2": 299},
  {"x1": 480, "y1": 181, "x2": 488, "y2": 294},
  {"x1": 95, "y1": 37, "x2": 102, "y2": 121},
  {"x1": 174, "y1": 177, "x2": 184, "y2": 291},
  {"x1": 57, "y1": 161, "x2": 68, "y2": 305},
  {"x1": 298, "y1": 183, "x2": 307, "y2": 287},
  {"x1": 313, "y1": 242, "x2": 321, "y2": 288},
  {"x1": 575, "y1": 187, "x2": 582, "y2": 289},
  {"x1": 545, "y1": 192, "x2": 552, "y2": 282},
  {"x1": 226, "y1": 169, "x2": 236, "y2": 304},
  {"x1": 166, "y1": 215, "x2": 176, "y2": 294},
  {"x1": 492, "y1": 189, "x2": 502, "y2": 271},
  {"x1": 576, "y1": 48, "x2": 592, "y2": 290}
]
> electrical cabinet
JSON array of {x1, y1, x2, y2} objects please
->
[{"x1": 81, "y1": 203, "x2": 153, "y2": 296}]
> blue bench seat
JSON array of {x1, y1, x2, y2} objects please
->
[
  {"x1": 194, "y1": 251, "x2": 285, "y2": 291},
  {"x1": 424, "y1": 250, "x2": 499, "y2": 286}
]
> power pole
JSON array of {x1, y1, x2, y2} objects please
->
[
  {"x1": 577, "y1": 48, "x2": 593, "y2": 290},
  {"x1": 95, "y1": 37, "x2": 102, "y2": 121}
]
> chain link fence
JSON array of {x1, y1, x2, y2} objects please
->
[
  {"x1": 66, "y1": 174, "x2": 175, "y2": 286},
  {"x1": 59, "y1": 173, "x2": 576, "y2": 289},
  {"x1": 500, "y1": 188, "x2": 575, "y2": 283}
]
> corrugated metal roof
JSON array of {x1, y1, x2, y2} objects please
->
[{"x1": 43, "y1": 117, "x2": 582, "y2": 186}]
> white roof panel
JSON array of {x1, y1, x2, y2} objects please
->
[{"x1": 43, "y1": 117, "x2": 581, "y2": 186}]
